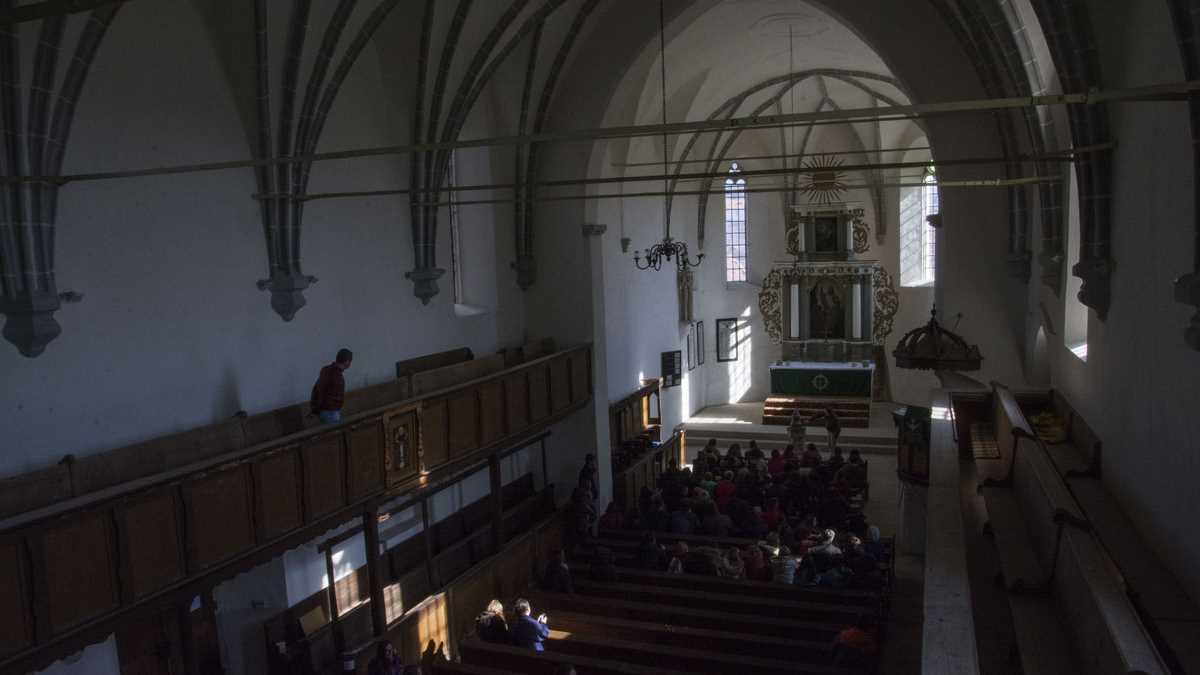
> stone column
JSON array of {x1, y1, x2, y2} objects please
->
[
  {"x1": 582, "y1": 224, "x2": 614, "y2": 507},
  {"x1": 799, "y1": 278, "x2": 811, "y2": 341},
  {"x1": 852, "y1": 279, "x2": 863, "y2": 340}
]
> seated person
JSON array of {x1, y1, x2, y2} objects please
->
[
  {"x1": 808, "y1": 529, "x2": 843, "y2": 557},
  {"x1": 475, "y1": 600, "x2": 510, "y2": 644},
  {"x1": 667, "y1": 541, "x2": 689, "y2": 574},
  {"x1": 367, "y1": 641, "x2": 404, "y2": 675},
  {"x1": 636, "y1": 531, "x2": 666, "y2": 570},
  {"x1": 767, "y1": 449, "x2": 786, "y2": 476},
  {"x1": 542, "y1": 549, "x2": 574, "y2": 594},
  {"x1": 714, "y1": 471, "x2": 738, "y2": 510},
  {"x1": 800, "y1": 443, "x2": 823, "y2": 468},
  {"x1": 510, "y1": 599, "x2": 550, "y2": 651},
  {"x1": 760, "y1": 497, "x2": 785, "y2": 532},
  {"x1": 830, "y1": 617, "x2": 879, "y2": 667},
  {"x1": 590, "y1": 545, "x2": 619, "y2": 582},
  {"x1": 826, "y1": 446, "x2": 846, "y2": 472},
  {"x1": 699, "y1": 500, "x2": 733, "y2": 537},
  {"x1": 598, "y1": 501, "x2": 625, "y2": 531},
  {"x1": 746, "y1": 440, "x2": 765, "y2": 461},
  {"x1": 668, "y1": 505, "x2": 699, "y2": 534}
]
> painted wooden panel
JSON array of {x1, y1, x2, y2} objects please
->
[
  {"x1": 479, "y1": 381, "x2": 505, "y2": 446},
  {"x1": 0, "y1": 542, "x2": 30, "y2": 658},
  {"x1": 421, "y1": 400, "x2": 449, "y2": 471},
  {"x1": 549, "y1": 356, "x2": 570, "y2": 413},
  {"x1": 529, "y1": 366, "x2": 550, "y2": 422},
  {"x1": 254, "y1": 449, "x2": 303, "y2": 542},
  {"x1": 302, "y1": 435, "x2": 346, "y2": 521},
  {"x1": 183, "y1": 466, "x2": 255, "y2": 571},
  {"x1": 346, "y1": 421, "x2": 385, "y2": 501},
  {"x1": 504, "y1": 375, "x2": 529, "y2": 435},
  {"x1": 570, "y1": 350, "x2": 590, "y2": 403},
  {"x1": 42, "y1": 511, "x2": 118, "y2": 633},
  {"x1": 447, "y1": 392, "x2": 479, "y2": 458},
  {"x1": 118, "y1": 488, "x2": 184, "y2": 599},
  {"x1": 383, "y1": 409, "x2": 420, "y2": 486}
]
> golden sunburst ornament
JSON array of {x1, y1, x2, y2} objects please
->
[{"x1": 799, "y1": 156, "x2": 848, "y2": 206}]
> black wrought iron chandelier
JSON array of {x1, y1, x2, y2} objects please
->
[{"x1": 633, "y1": 0, "x2": 704, "y2": 273}]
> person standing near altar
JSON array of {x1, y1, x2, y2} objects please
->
[
  {"x1": 824, "y1": 407, "x2": 841, "y2": 451},
  {"x1": 788, "y1": 409, "x2": 806, "y2": 449}
]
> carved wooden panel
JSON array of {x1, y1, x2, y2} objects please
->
[
  {"x1": 421, "y1": 400, "x2": 449, "y2": 471},
  {"x1": 383, "y1": 409, "x2": 420, "y2": 486},
  {"x1": 183, "y1": 466, "x2": 255, "y2": 571},
  {"x1": 571, "y1": 350, "x2": 590, "y2": 402},
  {"x1": 0, "y1": 541, "x2": 30, "y2": 658},
  {"x1": 117, "y1": 488, "x2": 184, "y2": 599},
  {"x1": 549, "y1": 356, "x2": 570, "y2": 413},
  {"x1": 479, "y1": 381, "x2": 505, "y2": 446},
  {"x1": 504, "y1": 375, "x2": 530, "y2": 435},
  {"x1": 254, "y1": 448, "x2": 303, "y2": 542},
  {"x1": 448, "y1": 392, "x2": 479, "y2": 458},
  {"x1": 42, "y1": 511, "x2": 119, "y2": 633},
  {"x1": 529, "y1": 366, "x2": 550, "y2": 422},
  {"x1": 346, "y1": 421, "x2": 385, "y2": 501},
  {"x1": 302, "y1": 435, "x2": 346, "y2": 521}
]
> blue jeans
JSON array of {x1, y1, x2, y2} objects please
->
[{"x1": 318, "y1": 410, "x2": 342, "y2": 425}]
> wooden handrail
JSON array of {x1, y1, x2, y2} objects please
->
[
  {"x1": 0, "y1": 345, "x2": 590, "y2": 533},
  {"x1": 0, "y1": 345, "x2": 593, "y2": 674}
]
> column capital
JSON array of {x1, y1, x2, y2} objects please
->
[{"x1": 581, "y1": 223, "x2": 608, "y2": 237}]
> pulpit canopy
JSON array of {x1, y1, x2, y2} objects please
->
[{"x1": 893, "y1": 307, "x2": 983, "y2": 371}]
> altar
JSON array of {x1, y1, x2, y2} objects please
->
[{"x1": 769, "y1": 360, "x2": 875, "y2": 397}]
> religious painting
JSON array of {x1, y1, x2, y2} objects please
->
[
  {"x1": 812, "y1": 214, "x2": 841, "y2": 253},
  {"x1": 716, "y1": 318, "x2": 739, "y2": 362},
  {"x1": 696, "y1": 321, "x2": 705, "y2": 365},
  {"x1": 661, "y1": 350, "x2": 682, "y2": 388},
  {"x1": 809, "y1": 280, "x2": 845, "y2": 340},
  {"x1": 785, "y1": 212, "x2": 803, "y2": 255},
  {"x1": 383, "y1": 408, "x2": 419, "y2": 484}
]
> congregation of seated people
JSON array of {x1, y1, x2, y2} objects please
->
[{"x1": 608, "y1": 439, "x2": 883, "y2": 591}]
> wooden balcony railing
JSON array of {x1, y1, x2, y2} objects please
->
[{"x1": 0, "y1": 345, "x2": 593, "y2": 674}]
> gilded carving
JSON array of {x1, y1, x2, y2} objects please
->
[
  {"x1": 872, "y1": 267, "x2": 899, "y2": 345},
  {"x1": 852, "y1": 214, "x2": 870, "y2": 254},
  {"x1": 759, "y1": 268, "x2": 785, "y2": 343}
]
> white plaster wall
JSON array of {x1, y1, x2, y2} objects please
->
[
  {"x1": 0, "y1": 0, "x2": 524, "y2": 479},
  {"x1": 1033, "y1": 0, "x2": 1200, "y2": 607}
]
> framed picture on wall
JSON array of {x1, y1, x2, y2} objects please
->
[
  {"x1": 687, "y1": 325, "x2": 697, "y2": 371},
  {"x1": 661, "y1": 350, "x2": 682, "y2": 387},
  {"x1": 716, "y1": 318, "x2": 739, "y2": 362},
  {"x1": 696, "y1": 321, "x2": 705, "y2": 365}
]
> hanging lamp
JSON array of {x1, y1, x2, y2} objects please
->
[{"x1": 633, "y1": 0, "x2": 704, "y2": 272}]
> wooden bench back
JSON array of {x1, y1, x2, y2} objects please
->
[{"x1": 991, "y1": 383, "x2": 1167, "y2": 675}]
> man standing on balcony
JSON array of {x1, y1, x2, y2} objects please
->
[{"x1": 311, "y1": 348, "x2": 352, "y2": 424}]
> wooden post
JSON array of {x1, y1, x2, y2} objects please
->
[
  {"x1": 421, "y1": 497, "x2": 438, "y2": 589},
  {"x1": 362, "y1": 507, "x2": 388, "y2": 638},
  {"x1": 539, "y1": 437, "x2": 549, "y2": 492},
  {"x1": 489, "y1": 454, "x2": 504, "y2": 554},
  {"x1": 325, "y1": 549, "x2": 345, "y2": 654}
]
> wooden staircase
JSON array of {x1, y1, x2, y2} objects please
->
[{"x1": 763, "y1": 395, "x2": 872, "y2": 428}]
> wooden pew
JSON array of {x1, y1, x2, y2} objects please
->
[
  {"x1": 547, "y1": 610, "x2": 832, "y2": 662},
  {"x1": 538, "y1": 628, "x2": 848, "y2": 675},
  {"x1": 433, "y1": 662, "x2": 521, "y2": 675},
  {"x1": 527, "y1": 591, "x2": 845, "y2": 641},
  {"x1": 460, "y1": 637, "x2": 695, "y2": 675},
  {"x1": 567, "y1": 561, "x2": 881, "y2": 609},
  {"x1": 566, "y1": 578, "x2": 868, "y2": 623}
]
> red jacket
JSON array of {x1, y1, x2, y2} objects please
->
[{"x1": 311, "y1": 363, "x2": 346, "y2": 413}]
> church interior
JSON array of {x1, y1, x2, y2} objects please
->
[{"x1": 1, "y1": 0, "x2": 1199, "y2": 673}]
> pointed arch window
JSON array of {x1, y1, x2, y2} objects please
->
[
  {"x1": 724, "y1": 163, "x2": 748, "y2": 282},
  {"x1": 901, "y1": 167, "x2": 938, "y2": 287}
]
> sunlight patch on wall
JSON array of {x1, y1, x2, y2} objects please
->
[{"x1": 728, "y1": 307, "x2": 753, "y2": 402}]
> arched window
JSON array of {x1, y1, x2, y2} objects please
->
[
  {"x1": 900, "y1": 167, "x2": 938, "y2": 287},
  {"x1": 724, "y1": 162, "x2": 747, "y2": 282}
]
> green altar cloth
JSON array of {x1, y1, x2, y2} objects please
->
[{"x1": 769, "y1": 362, "x2": 873, "y2": 397}]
